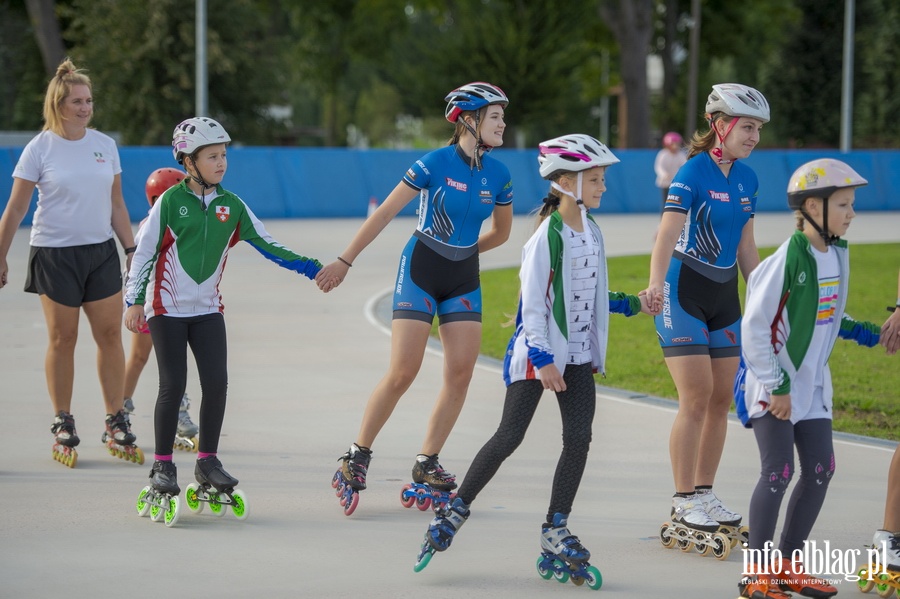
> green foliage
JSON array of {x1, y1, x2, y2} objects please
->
[{"x1": 478, "y1": 244, "x2": 900, "y2": 441}]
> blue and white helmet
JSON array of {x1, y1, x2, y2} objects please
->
[
  {"x1": 172, "y1": 117, "x2": 231, "y2": 164},
  {"x1": 445, "y1": 82, "x2": 508, "y2": 123}
]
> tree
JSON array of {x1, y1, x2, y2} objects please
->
[{"x1": 24, "y1": 0, "x2": 66, "y2": 76}]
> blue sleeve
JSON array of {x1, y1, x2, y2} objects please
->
[
  {"x1": 402, "y1": 153, "x2": 434, "y2": 191},
  {"x1": 495, "y1": 162, "x2": 513, "y2": 206},
  {"x1": 664, "y1": 159, "x2": 695, "y2": 214},
  {"x1": 609, "y1": 291, "x2": 641, "y2": 316},
  {"x1": 839, "y1": 314, "x2": 881, "y2": 347}
]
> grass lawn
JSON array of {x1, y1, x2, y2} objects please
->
[{"x1": 475, "y1": 243, "x2": 900, "y2": 442}]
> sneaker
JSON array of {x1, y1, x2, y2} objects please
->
[
  {"x1": 150, "y1": 460, "x2": 180, "y2": 495},
  {"x1": 412, "y1": 454, "x2": 457, "y2": 491},
  {"x1": 105, "y1": 409, "x2": 136, "y2": 445},
  {"x1": 739, "y1": 574, "x2": 793, "y2": 599},
  {"x1": 426, "y1": 497, "x2": 470, "y2": 552},
  {"x1": 874, "y1": 529, "x2": 900, "y2": 572},
  {"x1": 339, "y1": 443, "x2": 372, "y2": 490},
  {"x1": 177, "y1": 394, "x2": 199, "y2": 437},
  {"x1": 672, "y1": 494, "x2": 720, "y2": 532},
  {"x1": 697, "y1": 489, "x2": 742, "y2": 526},
  {"x1": 775, "y1": 558, "x2": 837, "y2": 598},
  {"x1": 51, "y1": 410, "x2": 80, "y2": 447},
  {"x1": 541, "y1": 512, "x2": 591, "y2": 564}
]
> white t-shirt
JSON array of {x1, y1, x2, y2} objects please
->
[
  {"x1": 13, "y1": 129, "x2": 122, "y2": 248},
  {"x1": 564, "y1": 224, "x2": 599, "y2": 366}
]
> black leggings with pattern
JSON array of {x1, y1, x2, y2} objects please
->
[{"x1": 457, "y1": 362, "x2": 596, "y2": 523}]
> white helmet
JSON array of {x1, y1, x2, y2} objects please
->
[
  {"x1": 787, "y1": 159, "x2": 867, "y2": 209},
  {"x1": 172, "y1": 117, "x2": 231, "y2": 164},
  {"x1": 706, "y1": 84, "x2": 770, "y2": 123},
  {"x1": 537, "y1": 134, "x2": 619, "y2": 179}
]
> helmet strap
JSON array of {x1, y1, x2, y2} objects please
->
[
  {"x1": 801, "y1": 196, "x2": 839, "y2": 246},
  {"x1": 186, "y1": 155, "x2": 216, "y2": 192},
  {"x1": 550, "y1": 173, "x2": 595, "y2": 254},
  {"x1": 711, "y1": 117, "x2": 739, "y2": 165}
]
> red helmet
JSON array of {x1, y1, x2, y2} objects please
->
[{"x1": 145, "y1": 167, "x2": 187, "y2": 206}]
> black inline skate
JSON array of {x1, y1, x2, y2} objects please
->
[
  {"x1": 51, "y1": 410, "x2": 79, "y2": 468},
  {"x1": 184, "y1": 456, "x2": 249, "y2": 520},
  {"x1": 136, "y1": 460, "x2": 180, "y2": 527},
  {"x1": 102, "y1": 409, "x2": 144, "y2": 465}
]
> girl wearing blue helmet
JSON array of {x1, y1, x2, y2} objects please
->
[{"x1": 318, "y1": 82, "x2": 513, "y2": 515}]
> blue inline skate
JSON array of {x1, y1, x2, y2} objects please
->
[
  {"x1": 401, "y1": 453, "x2": 457, "y2": 513},
  {"x1": 536, "y1": 513, "x2": 602, "y2": 590},
  {"x1": 414, "y1": 496, "x2": 470, "y2": 572}
]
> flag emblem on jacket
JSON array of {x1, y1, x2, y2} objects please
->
[{"x1": 216, "y1": 205, "x2": 230, "y2": 222}]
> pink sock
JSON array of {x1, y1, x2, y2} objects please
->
[
  {"x1": 155, "y1": 454, "x2": 173, "y2": 462},
  {"x1": 197, "y1": 452, "x2": 216, "y2": 459}
]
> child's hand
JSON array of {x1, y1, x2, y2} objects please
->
[
  {"x1": 641, "y1": 286, "x2": 663, "y2": 315},
  {"x1": 537, "y1": 364, "x2": 566, "y2": 392},
  {"x1": 123, "y1": 304, "x2": 147, "y2": 334},
  {"x1": 881, "y1": 309, "x2": 900, "y2": 355},
  {"x1": 767, "y1": 393, "x2": 792, "y2": 421},
  {"x1": 637, "y1": 290, "x2": 654, "y2": 316}
]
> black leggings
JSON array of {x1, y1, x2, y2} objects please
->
[
  {"x1": 457, "y1": 362, "x2": 596, "y2": 523},
  {"x1": 148, "y1": 313, "x2": 228, "y2": 456},
  {"x1": 748, "y1": 414, "x2": 835, "y2": 556}
]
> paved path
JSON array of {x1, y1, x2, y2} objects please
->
[{"x1": 1, "y1": 212, "x2": 898, "y2": 598}]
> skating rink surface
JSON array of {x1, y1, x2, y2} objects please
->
[{"x1": 1, "y1": 213, "x2": 898, "y2": 598}]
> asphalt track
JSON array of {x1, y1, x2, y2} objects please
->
[{"x1": 1, "y1": 212, "x2": 898, "y2": 599}]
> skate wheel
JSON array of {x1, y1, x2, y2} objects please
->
[
  {"x1": 335, "y1": 480, "x2": 346, "y2": 498},
  {"x1": 413, "y1": 546, "x2": 433, "y2": 573},
  {"x1": 331, "y1": 470, "x2": 342, "y2": 489},
  {"x1": 136, "y1": 486, "x2": 152, "y2": 517},
  {"x1": 343, "y1": 489, "x2": 359, "y2": 516},
  {"x1": 572, "y1": 574, "x2": 586, "y2": 586},
  {"x1": 536, "y1": 556, "x2": 553, "y2": 580},
  {"x1": 875, "y1": 574, "x2": 894, "y2": 597},
  {"x1": 659, "y1": 522, "x2": 676, "y2": 549},
  {"x1": 857, "y1": 567, "x2": 876, "y2": 593},
  {"x1": 400, "y1": 484, "x2": 416, "y2": 509},
  {"x1": 415, "y1": 488, "x2": 432, "y2": 511},
  {"x1": 150, "y1": 502, "x2": 164, "y2": 522},
  {"x1": 711, "y1": 532, "x2": 731, "y2": 560},
  {"x1": 585, "y1": 565, "x2": 603, "y2": 590},
  {"x1": 738, "y1": 525, "x2": 749, "y2": 546},
  {"x1": 164, "y1": 495, "x2": 180, "y2": 527},
  {"x1": 552, "y1": 560, "x2": 570, "y2": 584},
  {"x1": 185, "y1": 483, "x2": 203, "y2": 514},
  {"x1": 677, "y1": 536, "x2": 692, "y2": 552},
  {"x1": 132, "y1": 447, "x2": 145, "y2": 465},
  {"x1": 208, "y1": 496, "x2": 226, "y2": 517},
  {"x1": 231, "y1": 489, "x2": 249, "y2": 520},
  {"x1": 694, "y1": 531, "x2": 711, "y2": 556}
]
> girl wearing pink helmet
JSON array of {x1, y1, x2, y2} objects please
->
[{"x1": 654, "y1": 131, "x2": 687, "y2": 209}]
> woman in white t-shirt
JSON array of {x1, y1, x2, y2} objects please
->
[{"x1": 0, "y1": 58, "x2": 138, "y2": 467}]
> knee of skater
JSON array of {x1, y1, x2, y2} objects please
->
[{"x1": 806, "y1": 456, "x2": 835, "y2": 486}]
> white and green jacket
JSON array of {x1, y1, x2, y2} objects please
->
[
  {"x1": 125, "y1": 180, "x2": 321, "y2": 318},
  {"x1": 502, "y1": 210, "x2": 641, "y2": 386},
  {"x1": 736, "y1": 231, "x2": 880, "y2": 425}
]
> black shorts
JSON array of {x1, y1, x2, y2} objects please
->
[{"x1": 25, "y1": 238, "x2": 122, "y2": 307}]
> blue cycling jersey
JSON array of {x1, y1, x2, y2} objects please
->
[
  {"x1": 403, "y1": 145, "x2": 513, "y2": 260},
  {"x1": 664, "y1": 152, "x2": 757, "y2": 273}
]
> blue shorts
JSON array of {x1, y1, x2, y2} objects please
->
[
  {"x1": 392, "y1": 236, "x2": 481, "y2": 325},
  {"x1": 654, "y1": 257, "x2": 741, "y2": 358}
]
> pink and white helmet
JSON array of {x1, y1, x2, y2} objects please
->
[
  {"x1": 787, "y1": 158, "x2": 867, "y2": 209},
  {"x1": 706, "y1": 84, "x2": 770, "y2": 123},
  {"x1": 662, "y1": 131, "x2": 682, "y2": 146},
  {"x1": 537, "y1": 134, "x2": 619, "y2": 179},
  {"x1": 172, "y1": 117, "x2": 231, "y2": 164}
]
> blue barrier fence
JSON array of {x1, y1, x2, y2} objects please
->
[{"x1": 1, "y1": 146, "x2": 898, "y2": 223}]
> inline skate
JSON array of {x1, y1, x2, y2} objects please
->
[
  {"x1": 414, "y1": 496, "x2": 470, "y2": 572},
  {"x1": 173, "y1": 394, "x2": 199, "y2": 452},
  {"x1": 184, "y1": 456, "x2": 249, "y2": 520},
  {"x1": 136, "y1": 460, "x2": 180, "y2": 527},
  {"x1": 771, "y1": 557, "x2": 837, "y2": 598},
  {"x1": 50, "y1": 410, "x2": 79, "y2": 468},
  {"x1": 536, "y1": 513, "x2": 602, "y2": 590},
  {"x1": 660, "y1": 495, "x2": 731, "y2": 560},
  {"x1": 401, "y1": 454, "x2": 457, "y2": 513},
  {"x1": 101, "y1": 409, "x2": 144, "y2": 464},
  {"x1": 697, "y1": 488, "x2": 749, "y2": 549},
  {"x1": 737, "y1": 572, "x2": 792, "y2": 599},
  {"x1": 331, "y1": 443, "x2": 371, "y2": 516},
  {"x1": 857, "y1": 530, "x2": 900, "y2": 598}
]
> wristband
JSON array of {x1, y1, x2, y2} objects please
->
[
  {"x1": 337, "y1": 256, "x2": 353, "y2": 268},
  {"x1": 124, "y1": 246, "x2": 137, "y2": 255}
]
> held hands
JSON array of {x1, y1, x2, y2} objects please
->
[
  {"x1": 538, "y1": 363, "x2": 566, "y2": 393},
  {"x1": 637, "y1": 290, "x2": 655, "y2": 316},
  {"x1": 881, "y1": 309, "x2": 900, "y2": 355},
  {"x1": 767, "y1": 393, "x2": 792, "y2": 421},
  {"x1": 123, "y1": 304, "x2": 147, "y2": 334},
  {"x1": 315, "y1": 259, "x2": 350, "y2": 293},
  {"x1": 640, "y1": 286, "x2": 664, "y2": 316}
]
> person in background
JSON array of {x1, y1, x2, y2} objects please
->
[
  {"x1": 0, "y1": 57, "x2": 137, "y2": 467},
  {"x1": 654, "y1": 131, "x2": 687, "y2": 210}
]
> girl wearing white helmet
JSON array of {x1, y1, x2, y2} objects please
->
[
  {"x1": 124, "y1": 117, "x2": 323, "y2": 517},
  {"x1": 413, "y1": 134, "x2": 650, "y2": 584},
  {"x1": 644, "y1": 83, "x2": 769, "y2": 546},
  {"x1": 0, "y1": 58, "x2": 139, "y2": 467},
  {"x1": 736, "y1": 158, "x2": 881, "y2": 599},
  {"x1": 317, "y1": 82, "x2": 514, "y2": 516}
]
